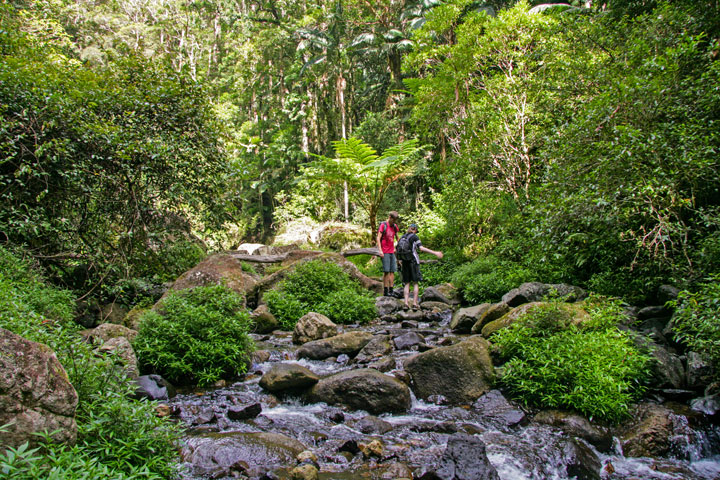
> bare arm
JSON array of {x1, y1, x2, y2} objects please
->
[
  {"x1": 376, "y1": 230, "x2": 384, "y2": 257},
  {"x1": 419, "y1": 246, "x2": 443, "y2": 259}
]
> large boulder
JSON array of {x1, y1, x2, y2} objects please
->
[
  {"x1": 259, "y1": 363, "x2": 320, "y2": 393},
  {"x1": 418, "y1": 433, "x2": 500, "y2": 480},
  {"x1": 533, "y1": 410, "x2": 612, "y2": 452},
  {"x1": 481, "y1": 301, "x2": 590, "y2": 338},
  {"x1": 165, "y1": 253, "x2": 257, "y2": 301},
  {"x1": 0, "y1": 328, "x2": 78, "y2": 448},
  {"x1": 292, "y1": 312, "x2": 338, "y2": 345},
  {"x1": 450, "y1": 304, "x2": 490, "y2": 334},
  {"x1": 307, "y1": 369, "x2": 411, "y2": 414},
  {"x1": 470, "y1": 302, "x2": 511, "y2": 334},
  {"x1": 502, "y1": 282, "x2": 586, "y2": 307},
  {"x1": 404, "y1": 336, "x2": 495, "y2": 405},
  {"x1": 619, "y1": 403, "x2": 676, "y2": 457},
  {"x1": 295, "y1": 331, "x2": 373, "y2": 360},
  {"x1": 421, "y1": 284, "x2": 461, "y2": 305},
  {"x1": 182, "y1": 431, "x2": 306, "y2": 478}
]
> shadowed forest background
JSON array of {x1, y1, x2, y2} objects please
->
[
  {"x1": 2, "y1": 0, "x2": 720, "y2": 479},
  {"x1": 2, "y1": 0, "x2": 719, "y2": 304}
]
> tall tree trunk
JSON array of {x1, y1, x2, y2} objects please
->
[{"x1": 338, "y1": 74, "x2": 349, "y2": 222}]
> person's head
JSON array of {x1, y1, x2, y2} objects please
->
[
  {"x1": 388, "y1": 211, "x2": 399, "y2": 225},
  {"x1": 408, "y1": 223, "x2": 418, "y2": 234}
]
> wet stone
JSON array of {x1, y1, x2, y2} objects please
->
[
  {"x1": 394, "y1": 331, "x2": 424, "y2": 350},
  {"x1": 227, "y1": 403, "x2": 262, "y2": 420},
  {"x1": 472, "y1": 390, "x2": 526, "y2": 429},
  {"x1": 352, "y1": 415, "x2": 393, "y2": 434}
]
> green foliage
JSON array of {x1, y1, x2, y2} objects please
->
[
  {"x1": 672, "y1": 275, "x2": 720, "y2": 377},
  {"x1": 0, "y1": 246, "x2": 180, "y2": 478},
  {"x1": 265, "y1": 260, "x2": 377, "y2": 328},
  {"x1": 262, "y1": 289, "x2": 308, "y2": 330},
  {"x1": 347, "y1": 254, "x2": 384, "y2": 279},
  {"x1": 451, "y1": 255, "x2": 534, "y2": 304},
  {"x1": 133, "y1": 285, "x2": 254, "y2": 386},
  {"x1": 418, "y1": 251, "x2": 464, "y2": 287},
  {"x1": 492, "y1": 297, "x2": 651, "y2": 422},
  {"x1": 305, "y1": 136, "x2": 424, "y2": 236},
  {"x1": 315, "y1": 289, "x2": 377, "y2": 325},
  {"x1": 0, "y1": 6, "x2": 229, "y2": 290}
]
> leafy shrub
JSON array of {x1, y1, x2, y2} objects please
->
[
  {"x1": 133, "y1": 284, "x2": 254, "y2": 386},
  {"x1": 420, "y1": 249, "x2": 463, "y2": 287},
  {"x1": 316, "y1": 289, "x2": 377, "y2": 325},
  {"x1": 262, "y1": 289, "x2": 307, "y2": 330},
  {"x1": 672, "y1": 275, "x2": 720, "y2": 378},
  {"x1": 451, "y1": 255, "x2": 534, "y2": 304},
  {"x1": 0, "y1": 246, "x2": 181, "y2": 478},
  {"x1": 491, "y1": 297, "x2": 651, "y2": 422},
  {"x1": 265, "y1": 259, "x2": 377, "y2": 328}
]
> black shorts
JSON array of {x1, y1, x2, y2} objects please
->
[{"x1": 400, "y1": 259, "x2": 422, "y2": 284}]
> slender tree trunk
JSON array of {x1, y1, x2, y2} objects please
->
[{"x1": 338, "y1": 74, "x2": 349, "y2": 222}]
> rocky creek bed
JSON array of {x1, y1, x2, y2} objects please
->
[{"x1": 163, "y1": 298, "x2": 720, "y2": 480}]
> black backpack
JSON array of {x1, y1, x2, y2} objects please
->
[{"x1": 396, "y1": 233, "x2": 414, "y2": 261}]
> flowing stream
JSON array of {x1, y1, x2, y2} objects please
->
[{"x1": 168, "y1": 312, "x2": 720, "y2": 480}]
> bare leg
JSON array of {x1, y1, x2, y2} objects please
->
[
  {"x1": 404, "y1": 283, "x2": 410, "y2": 308},
  {"x1": 412, "y1": 283, "x2": 420, "y2": 308}
]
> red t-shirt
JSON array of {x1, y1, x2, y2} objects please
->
[{"x1": 378, "y1": 221, "x2": 399, "y2": 253}]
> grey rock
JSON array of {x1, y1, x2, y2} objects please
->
[
  {"x1": 472, "y1": 390, "x2": 526, "y2": 429},
  {"x1": 502, "y1": 282, "x2": 586, "y2": 307},
  {"x1": 134, "y1": 374, "x2": 177, "y2": 400},
  {"x1": 421, "y1": 284, "x2": 461, "y2": 305},
  {"x1": 657, "y1": 285, "x2": 680, "y2": 305},
  {"x1": 376, "y1": 296, "x2": 402, "y2": 316},
  {"x1": 182, "y1": 431, "x2": 306, "y2": 477},
  {"x1": 420, "y1": 433, "x2": 500, "y2": 480},
  {"x1": 296, "y1": 331, "x2": 373, "y2": 360},
  {"x1": 638, "y1": 305, "x2": 672, "y2": 320},
  {"x1": 450, "y1": 304, "x2": 490, "y2": 334},
  {"x1": 352, "y1": 415, "x2": 393, "y2": 434},
  {"x1": 471, "y1": 302, "x2": 511, "y2": 334},
  {"x1": 690, "y1": 394, "x2": 720, "y2": 416},
  {"x1": 564, "y1": 439, "x2": 602, "y2": 480},
  {"x1": 227, "y1": 403, "x2": 262, "y2": 420},
  {"x1": 307, "y1": 368, "x2": 411, "y2": 414},
  {"x1": 687, "y1": 351, "x2": 714, "y2": 390},
  {"x1": 404, "y1": 336, "x2": 495, "y2": 405},
  {"x1": 292, "y1": 312, "x2": 337, "y2": 345},
  {"x1": 354, "y1": 335, "x2": 393, "y2": 364},
  {"x1": 393, "y1": 331, "x2": 425, "y2": 350},
  {"x1": 533, "y1": 410, "x2": 612, "y2": 452}
]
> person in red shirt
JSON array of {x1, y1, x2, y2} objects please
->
[{"x1": 376, "y1": 211, "x2": 400, "y2": 297}]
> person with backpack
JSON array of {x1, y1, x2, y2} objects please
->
[
  {"x1": 397, "y1": 223, "x2": 443, "y2": 309},
  {"x1": 376, "y1": 211, "x2": 400, "y2": 297}
]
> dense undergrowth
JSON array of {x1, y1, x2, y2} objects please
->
[
  {"x1": 0, "y1": 247, "x2": 181, "y2": 479},
  {"x1": 491, "y1": 296, "x2": 652, "y2": 422},
  {"x1": 264, "y1": 259, "x2": 377, "y2": 328},
  {"x1": 133, "y1": 284, "x2": 255, "y2": 387}
]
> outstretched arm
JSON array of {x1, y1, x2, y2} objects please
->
[{"x1": 419, "y1": 246, "x2": 443, "y2": 259}]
